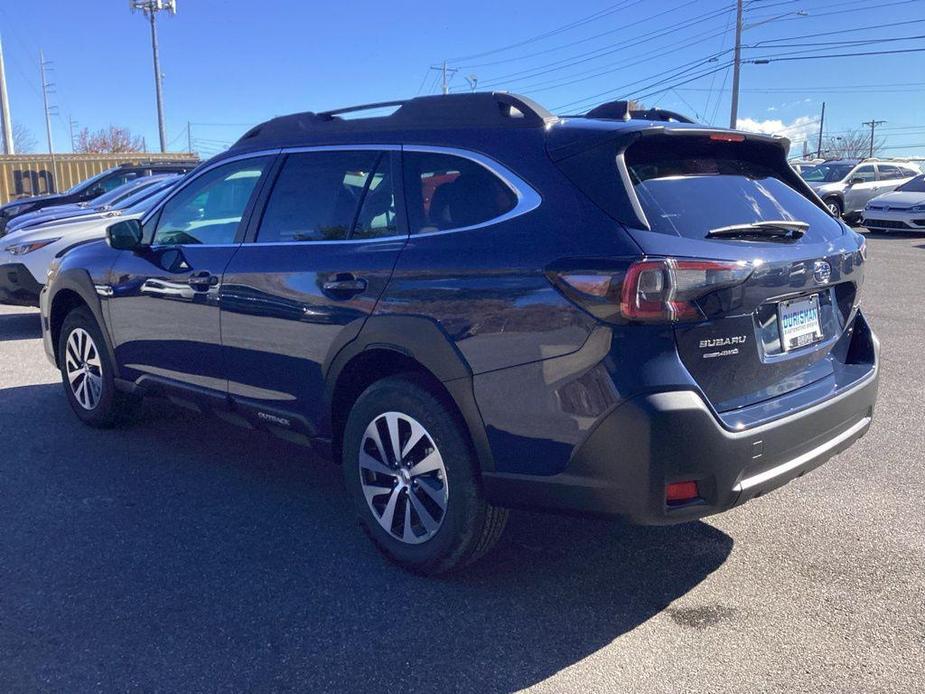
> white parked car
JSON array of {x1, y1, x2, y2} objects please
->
[
  {"x1": 0, "y1": 186, "x2": 174, "y2": 307},
  {"x1": 862, "y1": 174, "x2": 925, "y2": 233}
]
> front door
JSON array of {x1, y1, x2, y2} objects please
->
[
  {"x1": 219, "y1": 148, "x2": 406, "y2": 435},
  {"x1": 843, "y1": 164, "x2": 880, "y2": 213},
  {"x1": 107, "y1": 155, "x2": 274, "y2": 392}
]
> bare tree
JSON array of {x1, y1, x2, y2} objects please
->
[
  {"x1": 75, "y1": 126, "x2": 145, "y2": 154},
  {"x1": 821, "y1": 128, "x2": 885, "y2": 159},
  {"x1": 11, "y1": 122, "x2": 37, "y2": 153}
]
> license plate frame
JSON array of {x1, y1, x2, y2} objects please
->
[{"x1": 778, "y1": 294, "x2": 823, "y2": 352}]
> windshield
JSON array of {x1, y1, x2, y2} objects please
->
[
  {"x1": 64, "y1": 168, "x2": 118, "y2": 195},
  {"x1": 115, "y1": 178, "x2": 178, "y2": 209},
  {"x1": 89, "y1": 179, "x2": 157, "y2": 208},
  {"x1": 897, "y1": 174, "x2": 925, "y2": 193},
  {"x1": 125, "y1": 186, "x2": 173, "y2": 214},
  {"x1": 800, "y1": 164, "x2": 853, "y2": 183}
]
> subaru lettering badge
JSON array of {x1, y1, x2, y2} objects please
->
[{"x1": 813, "y1": 260, "x2": 832, "y2": 284}]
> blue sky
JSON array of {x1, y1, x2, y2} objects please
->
[{"x1": 1, "y1": 0, "x2": 923, "y2": 159}]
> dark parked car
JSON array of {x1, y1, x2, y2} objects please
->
[
  {"x1": 0, "y1": 161, "x2": 196, "y2": 235},
  {"x1": 40, "y1": 93, "x2": 879, "y2": 574}
]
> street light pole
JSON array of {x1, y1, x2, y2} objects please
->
[{"x1": 131, "y1": 1, "x2": 176, "y2": 153}]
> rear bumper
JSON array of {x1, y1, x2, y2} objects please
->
[
  {"x1": 483, "y1": 323, "x2": 879, "y2": 524},
  {"x1": 0, "y1": 262, "x2": 42, "y2": 307}
]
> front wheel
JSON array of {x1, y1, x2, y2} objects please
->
[
  {"x1": 342, "y1": 376, "x2": 508, "y2": 574},
  {"x1": 58, "y1": 306, "x2": 139, "y2": 428}
]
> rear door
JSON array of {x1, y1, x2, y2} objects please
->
[
  {"x1": 566, "y1": 132, "x2": 865, "y2": 414},
  {"x1": 219, "y1": 147, "x2": 406, "y2": 435},
  {"x1": 876, "y1": 163, "x2": 914, "y2": 194}
]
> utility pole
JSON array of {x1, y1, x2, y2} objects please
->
[
  {"x1": 40, "y1": 49, "x2": 57, "y2": 192},
  {"x1": 816, "y1": 101, "x2": 825, "y2": 159},
  {"x1": 131, "y1": 1, "x2": 176, "y2": 152},
  {"x1": 0, "y1": 35, "x2": 14, "y2": 155},
  {"x1": 429, "y1": 61, "x2": 458, "y2": 95},
  {"x1": 68, "y1": 115, "x2": 79, "y2": 152},
  {"x1": 187, "y1": 121, "x2": 192, "y2": 153},
  {"x1": 862, "y1": 119, "x2": 886, "y2": 158},
  {"x1": 729, "y1": 0, "x2": 743, "y2": 129}
]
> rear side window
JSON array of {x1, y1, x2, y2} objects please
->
[
  {"x1": 257, "y1": 150, "x2": 397, "y2": 242},
  {"x1": 403, "y1": 152, "x2": 517, "y2": 232},
  {"x1": 625, "y1": 137, "x2": 842, "y2": 242},
  {"x1": 878, "y1": 164, "x2": 903, "y2": 180}
]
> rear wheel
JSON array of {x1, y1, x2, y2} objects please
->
[
  {"x1": 58, "y1": 307, "x2": 140, "y2": 428},
  {"x1": 824, "y1": 197, "x2": 843, "y2": 218},
  {"x1": 342, "y1": 375, "x2": 507, "y2": 574}
]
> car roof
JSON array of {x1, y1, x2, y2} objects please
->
[{"x1": 217, "y1": 92, "x2": 788, "y2": 164}]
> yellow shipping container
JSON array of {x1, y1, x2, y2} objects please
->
[{"x1": 0, "y1": 152, "x2": 199, "y2": 205}]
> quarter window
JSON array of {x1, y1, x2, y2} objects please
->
[
  {"x1": 256, "y1": 151, "x2": 397, "y2": 242},
  {"x1": 403, "y1": 152, "x2": 517, "y2": 232},
  {"x1": 153, "y1": 157, "x2": 269, "y2": 246}
]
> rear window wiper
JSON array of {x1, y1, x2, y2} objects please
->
[{"x1": 707, "y1": 220, "x2": 809, "y2": 239}]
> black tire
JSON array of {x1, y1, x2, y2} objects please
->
[
  {"x1": 342, "y1": 375, "x2": 508, "y2": 575},
  {"x1": 824, "y1": 197, "x2": 843, "y2": 218},
  {"x1": 58, "y1": 306, "x2": 140, "y2": 428}
]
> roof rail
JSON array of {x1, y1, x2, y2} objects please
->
[
  {"x1": 232, "y1": 92, "x2": 558, "y2": 149},
  {"x1": 578, "y1": 100, "x2": 696, "y2": 124}
]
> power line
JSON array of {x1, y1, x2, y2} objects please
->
[
  {"x1": 447, "y1": 0, "x2": 644, "y2": 63},
  {"x1": 465, "y1": 3, "x2": 731, "y2": 86}
]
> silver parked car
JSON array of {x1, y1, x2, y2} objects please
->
[
  {"x1": 862, "y1": 174, "x2": 925, "y2": 233},
  {"x1": 801, "y1": 159, "x2": 921, "y2": 220}
]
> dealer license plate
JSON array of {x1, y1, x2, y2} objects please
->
[{"x1": 778, "y1": 294, "x2": 823, "y2": 351}]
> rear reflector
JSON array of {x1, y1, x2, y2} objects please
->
[{"x1": 666, "y1": 481, "x2": 699, "y2": 504}]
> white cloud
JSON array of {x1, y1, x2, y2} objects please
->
[{"x1": 736, "y1": 114, "x2": 819, "y2": 155}]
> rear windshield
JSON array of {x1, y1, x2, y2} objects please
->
[
  {"x1": 626, "y1": 139, "x2": 842, "y2": 241},
  {"x1": 897, "y1": 174, "x2": 925, "y2": 193}
]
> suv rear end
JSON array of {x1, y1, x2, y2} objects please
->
[{"x1": 478, "y1": 119, "x2": 878, "y2": 524}]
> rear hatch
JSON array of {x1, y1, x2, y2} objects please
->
[{"x1": 550, "y1": 124, "x2": 866, "y2": 414}]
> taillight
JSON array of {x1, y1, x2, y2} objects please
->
[{"x1": 553, "y1": 257, "x2": 753, "y2": 324}]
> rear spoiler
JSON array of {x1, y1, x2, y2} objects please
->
[{"x1": 549, "y1": 126, "x2": 830, "y2": 231}]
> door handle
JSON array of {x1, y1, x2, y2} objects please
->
[
  {"x1": 322, "y1": 273, "x2": 368, "y2": 297},
  {"x1": 188, "y1": 270, "x2": 218, "y2": 291}
]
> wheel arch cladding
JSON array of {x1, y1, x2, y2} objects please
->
[
  {"x1": 49, "y1": 270, "x2": 113, "y2": 368},
  {"x1": 324, "y1": 315, "x2": 495, "y2": 473}
]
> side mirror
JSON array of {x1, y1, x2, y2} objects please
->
[
  {"x1": 848, "y1": 177, "x2": 864, "y2": 186},
  {"x1": 107, "y1": 219, "x2": 144, "y2": 251}
]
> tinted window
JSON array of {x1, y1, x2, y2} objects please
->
[
  {"x1": 626, "y1": 139, "x2": 842, "y2": 242},
  {"x1": 801, "y1": 164, "x2": 853, "y2": 182},
  {"x1": 897, "y1": 174, "x2": 925, "y2": 193},
  {"x1": 257, "y1": 151, "x2": 394, "y2": 242},
  {"x1": 852, "y1": 165, "x2": 876, "y2": 183},
  {"x1": 902, "y1": 167, "x2": 921, "y2": 177},
  {"x1": 99, "y1": 172, "x2": 139, "y2": 193},
  {"x1": 878, "y1": 164, "x2": 902, "y2": 180},
  {"x1": 153, "y1": 157, "x2": 269, "y2": 246},
  {"x1": 403, "y1": 152, "x2": 517, "y2": 232}
]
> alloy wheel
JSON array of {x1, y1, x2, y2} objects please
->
[
  {"x1": 358, "y1": 411, "x2": 449, "y2": 545},
  {"x1": 65, "y1": 327, "x2": 103, "y2": 410}
]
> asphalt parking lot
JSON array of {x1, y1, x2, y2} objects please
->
[{"x1": 1, "y1": 232, "x2": 923, "y2": 693}]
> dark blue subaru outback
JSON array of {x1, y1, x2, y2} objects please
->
[{"x1": 41, "y1": 93, "x2": 878, "y2": 574}]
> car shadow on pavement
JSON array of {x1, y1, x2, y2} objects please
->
[
  {"x1": 0, "y1": 311, "x2": 42, "y2": 342},
  {"x1": 0, "y1": 385, "x2": 733, "y2": 693}
]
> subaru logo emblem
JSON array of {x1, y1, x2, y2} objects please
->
[{"x1": 813, "y1": 260, "x2": 832, "y2": 284}]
